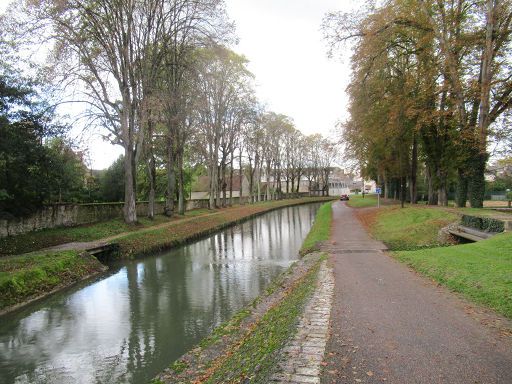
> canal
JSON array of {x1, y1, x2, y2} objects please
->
[{"x1": 0, "y1": 203, "x2": 322, "y2": 384}]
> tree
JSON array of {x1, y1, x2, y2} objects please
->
[
  {"x1": 324, "y1": 0, "x2": 512, "y2": 208},
  {"x1": 99, "y1": 155, "x2": 125, "y2": 202},
  {"x1": 45, "y1": 138, "x2": 88, "y2": 203},
  {"x1": 0, "y1": 73, "x2": 68, "y2": 216},
  {"x1": 8, "y1": 0, "x2": 231, "y2": 222},
  {"x1": 195, "y1": 46, "x2": 254, "y2": 208}
]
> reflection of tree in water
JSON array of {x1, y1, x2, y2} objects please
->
[
  {"x1": 0, "y1": 204, "x2": 323, "y2": 384},
  {"x1": 123, "y1": 254, "x2": 194, "y2": 384},
  {"x1": 0, "y1": 277, "x2": 130, "y2": 383},
  {"x1": 0, "y1": 304, "x2": 74, "y2": 382}
]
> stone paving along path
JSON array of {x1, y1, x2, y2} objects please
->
[
  {"x1": 271, "y1": 260, "x2": 335, "y2": 384},
  {"x1": 322, "y1": 201, "x2": 512, "y2": 383}
]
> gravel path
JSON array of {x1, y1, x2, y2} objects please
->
[{"x1": 322, "y1": 201, "x2": 512, "y2": 384}]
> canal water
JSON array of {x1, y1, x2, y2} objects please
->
[{"x1": 0, "y1": 203, "x2": 322, "y2": 384}]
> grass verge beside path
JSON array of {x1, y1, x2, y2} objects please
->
[
  {"x1": 300, "y1": 202, "x2": 332, "y2": 254},
  {"x1": 369, "y1": 206, "x2": 459, "y2": 250},
  {"x1": 204, "y1": 259, "x2": 322, "y2": 384},
  {"x1": 0, "y1": 250, "x2": 105, "y2": 312},
  {"x1": 396, "y1": 232, "x2": 512, "y2": 319},
  {"x1": 346, "y1": 194, "x2": 378, "y2": 208}
]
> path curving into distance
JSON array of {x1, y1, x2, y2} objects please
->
[{"x1": 322, "y1": 201, "x2": 512, "y2": 384}]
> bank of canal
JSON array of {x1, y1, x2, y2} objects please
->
[{"x1": 0, "y1": 203, "x2": 323, "y2": 384}]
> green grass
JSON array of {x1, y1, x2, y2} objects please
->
[
  {"x1": 371, "y1": 206, "x2": 458, "y2": 250},
  {"x1": 0, "y1": 250, "x2": 105, "y2": 310},
  {"x1": 448, "y1": 207, "x2": 512, "y2": 218},
  {"x1": 115, "y1": 198, "x2": 333, "y2": 259},
  {"x1": 395, "y1": 232, "x2": 512, "y2": 318},
  {"x1": 0, "y1": 210, "x2": 211, "y2": 256},
  {"x1": 1, "y1": 199, "x2": 335, "y2": 257},
  {"x1": 204, "y1": 258, "x2": 322, "y2": 383},
  {"x1": 346, "y1": 194, "x2": 378, "y2": 208},
  {"x1": 300, "y1": 202, "x2": 332, "y2": 254}
]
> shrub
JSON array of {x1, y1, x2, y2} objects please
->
[{"x1": 461, "y1": 214, "x2": 505, "y2": 233}]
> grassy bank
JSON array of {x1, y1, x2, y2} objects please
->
[
  {"x1": 300, "y1": 202, "x2": 332, "y2": 254},
  {"x1": 204, "y1": 259, "x2": 322, "y2": 383},
  {"x1": 396, "y1": 232, "x2": 512, "y2": 318},
  {"x1": 155, "y1": 201, "x2": 334, "y2": 383},
  {"x1": 346, "y1": 194, "x2": 378, "y2": 208},
  {"x1": 1, "y1": 198, "x2": 334, "y2": 257},
  {"x1": 359, "y1": 206, "x2": 458, "y2": 250},
  {"x1": 0, "y1": 250, "x2": 105, "y2": 312},
  {"x1": 372, "y1": 206, "x2": 458, "y2": 250},
  {"x1": 116, "y1": 198, "x2": 334, "y2": 259},
  {"x1": 0, "y1": 209, "x2": 212, "y2": 256}
]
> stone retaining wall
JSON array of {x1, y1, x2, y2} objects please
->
[{"x1": 0, "y1": 199, "x2": 209, "y2": 238}]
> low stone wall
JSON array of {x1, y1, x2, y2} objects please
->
[
  {"x1": 0, "y1": 202, "x2": 155, "y2": 238},
  {"x1": 0, "y1": 196, "x2": 275, "y2": 238}
]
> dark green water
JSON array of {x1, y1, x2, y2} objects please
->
[{"x1": 0, "y1": 203, "x2": 321, "y2": 384}]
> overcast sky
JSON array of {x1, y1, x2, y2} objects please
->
[{"x1": 0, "y1": 0, "x2": 355, "y2": 169}]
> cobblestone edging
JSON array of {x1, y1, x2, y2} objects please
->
[{"x1": 270, "y1": 260, "x2": 334, "y2": 384}]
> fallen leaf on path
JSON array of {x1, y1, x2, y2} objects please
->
[{"x1": 366, "y1": 371, "x2": 374, "y2": 377}]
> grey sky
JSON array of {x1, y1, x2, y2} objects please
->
[
  {"x1": 0, "y1": 0, "x2": 355, "y2": 169},
  {"x1": 225, "y1": 0, "x2": 354, "y2": 137}
]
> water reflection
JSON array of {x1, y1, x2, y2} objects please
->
[{"x1": 0, "y1": 203, "x2": 320, "y2": 384}]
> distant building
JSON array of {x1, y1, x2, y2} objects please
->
[
  {"x1": 190, "y1": 174, "x2": 250, "y2": 200},
  {"x1": 486, "y1": 162, "x2": 512, "y2": 182},
  {"x1": 328, "y1": 168, "x2": 377, "y2": 195}
]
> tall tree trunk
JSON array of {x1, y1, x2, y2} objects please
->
[
  {"x1": 410, "y1": 134, "x2": 418, "y2": 204},
  {"x1": 239, "y1": 148, "x2": 243, "y2": 204},
  {"x1": 469, "y1": 152, "x2": 487, "y2": 208},
  {"x1": 229, "y1": 152, "x2": 234, "y2": 206},
  {"x1": 123, "y1": 143, "x2": 137, "y2": 223},
  {"x1": 220, "y1": 164, "x2": 226, "y2": 207},
  {"x1": 426, "y1": 165, "x2": 437, "y2": 205},
  {"x1": 266, "y1": 161, "x2": 271, "y2": 201},
  {"x1": 208, "y1": 162, "x2": 215, "y2": 209},
  {"x1": 146, "y1": 120, "x2": 156, "y2": 219},
  {"x1": 455, "y1": 168, "x2": 468, "y2": 207},
  {"x1": 165, "y1": 134, "x2": 176, "y2": 217},
  {"x1": 400, "y1": 176, "x2": 406, "y2": 208},
  {"x1": 437, "y1": 169, "x2": 448, "y2": 206},
  {"x1": 469, "y1": 0, "x2": 496, "y2": 208},
  {"x1": 248, "y1": 162, "x2": 254, "y2": 204},
  {"x1": 147, "y1": 156, "x2": 156, "y2": 219},
  {"x1": 209, "y1": 149, "x2": 218, "y2": 209},
  {"x1": 178, "y1": 148, "x2": 185, "y2": 215},
  {"x1": 257, "y1": 167, "x2": 261, "y2": 202},
  {"x1": 383, "y1": 173, "x2": 388, "y2": 199}
]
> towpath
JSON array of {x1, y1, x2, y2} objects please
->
[
  {"x1": 45, "y1": 210, "x2": 224, "y2": 252},
  {"x1": 321, "y1": 201, "x2": 512, "y2": 383}
]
